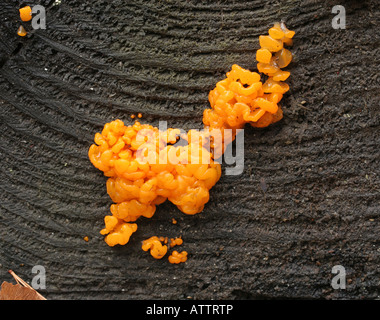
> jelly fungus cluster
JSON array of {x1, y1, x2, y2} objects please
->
[
  {"x1": 89, "y1": 120, "x2": 222, "y2": 249},
  {"x1": 203, "y1": 22, "x2": 294, "y2": 133},
  {"x1": 141, "y1": 236, "x2": 187, "y2": 264},
  {"x1": 89, "y1": 22, "x2": 295, "y2": 263}
]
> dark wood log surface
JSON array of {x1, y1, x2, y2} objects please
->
[{"x1": 0, "y1": 0, "x2": 379, "y2": 299}]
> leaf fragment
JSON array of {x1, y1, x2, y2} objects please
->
[{"x1": 0, "y1": 270, "x2": 46, "y2": 300}]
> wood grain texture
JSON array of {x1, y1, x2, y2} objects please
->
[{"x1": 0, "y1": 0, "x2": 379, "y2": 299}]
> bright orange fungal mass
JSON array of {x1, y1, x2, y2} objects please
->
[{"x1": 88, "y1": 23, "x2": 295, "y2": 263}]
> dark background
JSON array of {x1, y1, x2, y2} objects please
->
[{"x1": 0, "y1": 0, "x2": 379, "y2": 299}]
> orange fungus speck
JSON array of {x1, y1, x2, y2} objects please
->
[
  {"x1": 17, "y1": 25, "x2": 27, "y2": 37},
  {"x1": 170, "y1": 237, "x2": 183, "y2": 248},
  {"x1": 19, "y1": 6, "x2": 32, "y2": 22}
]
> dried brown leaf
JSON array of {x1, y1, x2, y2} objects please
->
[
  {"x1": 0, "y1": 270, "x2": 46, "y2": 300},
  {"x1": 0, "y1": 282, "x2": 45, "y2": 300}
]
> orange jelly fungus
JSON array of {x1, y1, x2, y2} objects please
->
[
  {"x1": 169, "y1": 237, "x2": 183, "y2": 248},
  {"x1": 142, "y1": 236, "x2": 168, "y2": 259},
  {"x1": 17, "y1": 25, "x2": 27, "y2": 37},
  {"x1": 19, "y1": 6, "x2": 32, "y2": 22},
  {"x1": 89, "y1": 23, "x2": 295, "y2": 254},
  {"x1": 100, "y1": 215, "x2": 138, "y2": 246},
  {"x1": 168, "y1": 251, "x2": 188, "y2": 264},
  {"x1": 203, "y1": 22, "x2": 294, "y2": 132},
  {"x1": 89, "y1": 119, "x2": 222, "y2": 246}
]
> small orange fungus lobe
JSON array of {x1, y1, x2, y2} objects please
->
[
  {"x1": 269, "y1": 23, "x2": 285, "y2": 40},
  {"x1": 159, "y1": 236, "x2": 168, "y2": 244},
  {"x1": 83, "y1": 236, "x2": 89, "y2": 242},
  {"x1": 272, "y1": 70, "x2": 290, "y2": 82},
  {"x1": 172, "y1": 218, "x2": 177, "y2": 224},
  {"x1": 274, "y1": 48, "x2": 292, "y2": 69},
  {"x1": 253, "y1": 97, "x2": 278, "y2": 114},
  {"x1": 142, "y1": 236, "x2": 168, "y2": 259},
  {"x1": 168, "y1": 251, "x2": 188, "y2": 264},
  {"x1": 19, "y1": 6, "x2": 32, "y2": 22},
  {"x1": 138, "y1": 113, "x2": 142, "y2": 118},
  {"x1": 100, "y1": 215, "x2": 137, "y2": 247},
  {"x1": 262, "y1": 78, "x2": 289, "y2": 94},
  {"x1": 17, "y1": 25, "x2": 27, "y2": 37},
  {"x1": 169, "y1": 237, "x2": 183, "y2": 248},
  {"x1": 256, "y1": 48, "x2": 272, "y2": 64},
  {"x1": 257, "y1": 60, "x2": 280, "y2": 75},
  {"x1": 259, "y1": 35, "x2": 283, "y2": 52}
]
